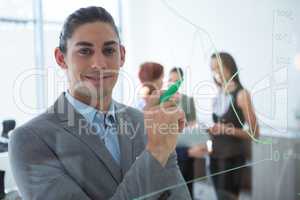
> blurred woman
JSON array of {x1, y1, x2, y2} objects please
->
[
  {"x1": 189, "y1": 52, "x2": 259, "y2": 200},
  {"x1": 136, "y1": 62, "x2": 164, "y2": 110}
]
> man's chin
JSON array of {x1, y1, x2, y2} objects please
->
[{"x1": 73, "y1": 86, "x2": 109, "y2": 97}]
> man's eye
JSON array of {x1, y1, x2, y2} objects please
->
[
  {"x1": 103, "y1": 47, "x2": 116, "y2": 56},
  {"x1": 78, "y1": 48, "x2": 92, "y2": 55}
]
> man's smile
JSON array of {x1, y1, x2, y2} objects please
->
[{"x1": 81, "y1": 72, "x2": 115, "y2": 84}]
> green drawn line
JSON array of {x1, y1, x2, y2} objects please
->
[
  {"x1": 161, "y1": 0, "x2": 272, "y2": 145},
  {"x1": 228, "y1": 87, "x2": 272, "y2": 145},
  {"x1": 215, "y1": 55, "x2": 272, "y2": 145},
  {"x1": 137, "y1": 2, "x2": 275, "y2": 200},
  {"x1": 134, "y1": 158, "x2": 270, "y2": 200}
]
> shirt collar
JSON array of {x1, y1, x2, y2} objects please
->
[{"x1": 65, "y1": 92, "x2": 116, "y2": 125}]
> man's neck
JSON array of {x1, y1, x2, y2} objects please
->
[{"x1": 70, "y1": 91, "x2": 112, "y2": 112}]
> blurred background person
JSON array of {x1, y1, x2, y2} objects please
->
[
  {"x1": 169, "y1": 67, "x2": 196, "y2": 126},
  {"x1": 169, "y1": 67, "x2": 197, "y2": 197},
  {"x1": 189, "y1": 52, "x2": 259, "y2": 200},
  {"x1": 136, "y1": 62, "x2": 164, "y2": 110}
]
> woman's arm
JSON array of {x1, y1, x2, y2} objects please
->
[{"x1": 234, "y1": 89, "x2": 260, "y2": 140}]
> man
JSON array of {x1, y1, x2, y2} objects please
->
[
  {"x1": 9, "y1": 7, "x2": 191, "y2": 200},
  {"x1": 168, "y1": 67, "x2": 196, "y2": 125},
  {"x1": 169, "y1": 67, "x2": 196, "y2": 197}
]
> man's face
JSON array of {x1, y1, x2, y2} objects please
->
[
  {"x1": 168, "y1": 72, "x2": 179, "y2": 84},
  {"x1": 56, "y1": 22, "x2": 125, "y2": 99}
]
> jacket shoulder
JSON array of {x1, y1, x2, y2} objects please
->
[{"x1": 10, "y1": 108, "x2": 59, "y2": 141}]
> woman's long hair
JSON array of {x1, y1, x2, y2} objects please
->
[{"x1": 211, "y1": 52, "x2": 243, "y2": 89}]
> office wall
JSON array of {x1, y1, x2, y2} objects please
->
[{"x1": 123, "y1": 0, "x2": 300, "y2": 131}]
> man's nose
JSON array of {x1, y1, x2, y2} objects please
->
[{"x1": 91, "y1": 53, "x2": 107, "y2": 69}]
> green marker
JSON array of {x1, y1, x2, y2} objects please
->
[{"x1": 159, "y1": 80, "x2": 183, "y2": 104}]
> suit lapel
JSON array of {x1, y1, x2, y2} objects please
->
[
  {"x1": 114, "y1": 103, "x2": 135, "y2": 177},
  {"x1": 54, "y1": 93, "x2": 122, "y2": 183}
]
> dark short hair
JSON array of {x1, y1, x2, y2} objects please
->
[
  {"x1": 170, "y1": 67, "x2": 183, "y2": 79},
  {"x1": 59, "y1": 6, "x2": 120, "y2": 53}
]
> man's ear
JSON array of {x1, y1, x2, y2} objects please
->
[
  {"x1": 119, "y1": 45, "x2": 126, "y2": 68},
  {"x1": 54, "y1": 47, "x2": 67, "y2": 69}
]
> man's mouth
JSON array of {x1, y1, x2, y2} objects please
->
[{"x1": 83, "y1": 74, "x2": 114, "y2": 81}]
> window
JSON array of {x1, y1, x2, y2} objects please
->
[
  {"x1": 42, "y1": 0, "x2": 120, "y2": 107},
  {"x1": 0, "y1": 1, "x2": 35, "y2": 126},
  {"x1": 0, "y1": 0, "x2": 120, "y2": 126}
]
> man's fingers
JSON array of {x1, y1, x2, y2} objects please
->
[
  {"x1": 178, "y1": 118, "x2": 186, "y2": 132},
  {"x1": 178, "y1": 108, "x2": 185, "y2": 120},
  {"x1": 145, "y1": 100, "x2": 178, "y2": 113},
  {"x1": 161, "y1": 100, "x2": 178, "y2": 109},
  {"x1": 144, "y1": 89, "x2": 180, "y2": 111},
  {"x1": 144, "y1": 90, "x2": 164, "y2": 109},
  {"x1": 169, "y1": 92, "x2": 181, "y2": 103}
]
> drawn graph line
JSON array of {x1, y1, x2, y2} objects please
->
[
  {"x1": 135, "y1": 1, "x2": 279, "y2": 199},
  {"x1": 135, "y1": 158, "x2": 271, "y2": 200},
  {"x1": 161, "y1": 0, "x2": 272, "y2": 144}
]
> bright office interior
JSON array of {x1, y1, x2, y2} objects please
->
[{"x1": 0, "y1": 0, "x2": 300, "y2": 199}]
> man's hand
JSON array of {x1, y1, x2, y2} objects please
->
[{"x1": 144, "y1": 91, "x2": 185, "y2": 167}]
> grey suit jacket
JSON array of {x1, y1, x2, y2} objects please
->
[{"x1": 9, "y1": 93, "x2": 191, "y2": 200}]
